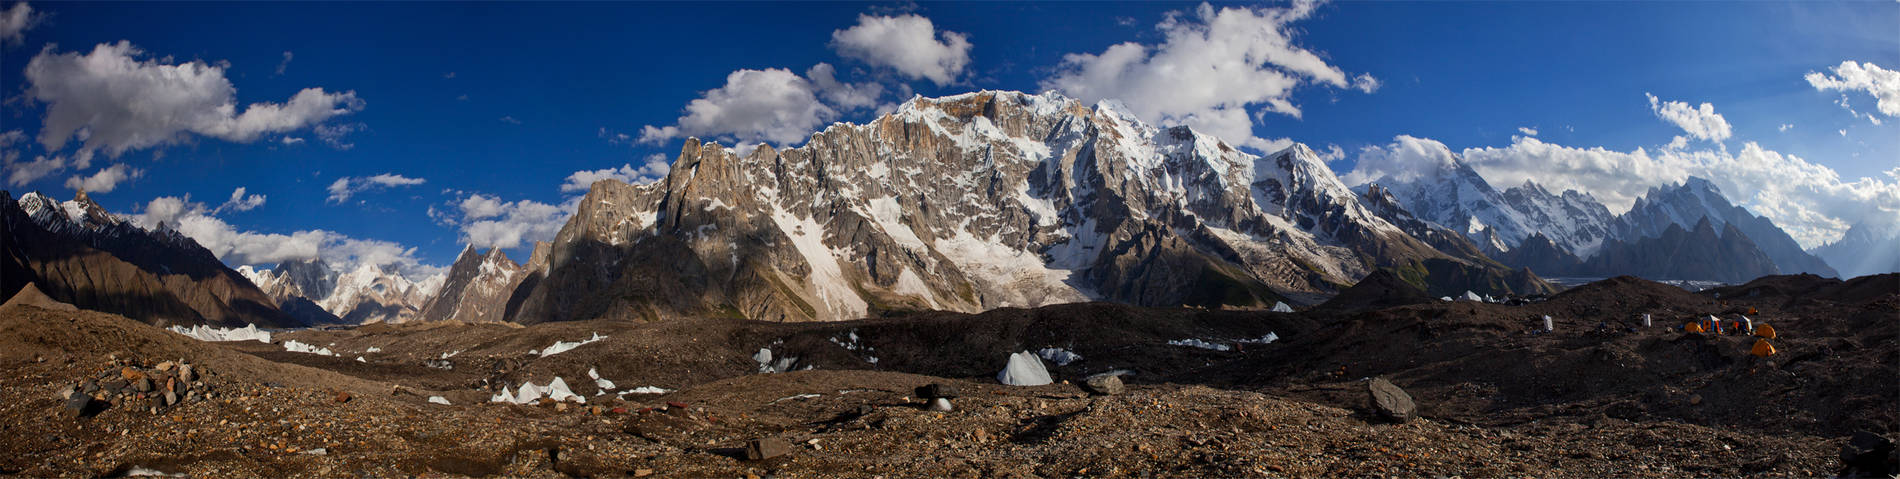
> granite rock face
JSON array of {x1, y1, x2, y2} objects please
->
[{"x1": 513, "y1": 91, "x2": 1546, "y2": 323}]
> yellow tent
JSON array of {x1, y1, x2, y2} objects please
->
[
  {"x1": 1750, "y1": 339, "x2": 1777, "y2": 357},
  {"x1": 1754, "y1": 323, "x2": 1776, "y2": 339}
]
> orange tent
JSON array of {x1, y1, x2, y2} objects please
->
[
  {"x1": 1750, "y1": 339, "x2": 1777, "y2": 357},
  {"x1": 1685, "y1": 322, "x2": 1705, "y2": 333}
]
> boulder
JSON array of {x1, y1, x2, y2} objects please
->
[
  {"x1": 1840, "y1": 431, "x2": 1898, "y2": 478},
  {"x1": 62, "y1": 394, "x2": 97, "y2": 418},
  {"x1": 1367, "y1": 377, "x2": 1416, "y2": 423},
  {"x1": 926, "y1": 398, "x2": 954, "y2": 412},
  {"x1": 745, "y1": 437, "x2": 791, "y2": 460},
  {"x1": 1083, "y1": 373, "x2": 1125, "y2": 396}
]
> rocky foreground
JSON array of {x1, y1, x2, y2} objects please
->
[{"x1": 0, "y1": 274, "x2": 1895, "y2": 478}]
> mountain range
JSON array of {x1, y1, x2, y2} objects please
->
[{"x1": 2, "y1": 90, "x2": 1887, "y2": 328}]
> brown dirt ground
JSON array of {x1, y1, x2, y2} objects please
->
[{"x1": 0, "y1": 274, "x2": 1893, "y2": 477}]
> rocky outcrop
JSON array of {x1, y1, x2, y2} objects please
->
[
  {"x1": 414, "y1": 246, "x2": 530, "y2": 323},
  {"x1": 510, "y1": 91, "x2": 1547, "y2": 323},
  {"x1": 1614, "y1": 177, "x2": 1837, "y2": 277},
  {"x1": 1590, "y1": 218, "x2": 1780, "y2": 283},
  {"x1": 2, "y1": 191, "x2": 299, "y2": 327}
]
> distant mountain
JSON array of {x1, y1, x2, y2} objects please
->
[
  {"x1": 2, "y1": 190, "x2": 299, "y2": 327},
  {"x1": 1614, "y1": 177, "x2": 1838, "y2": 277},
  {"x1": 413, "y1": 245, "x2": 539, "y2": 323},
  {"x1": 506, "y1": 91, "x2": 1546, "y2": 323},
  {"x1": 1589, "y1": 218, "x2": 1780, "y2": 283},
  {"x1": 1361, "y1": 151, "x2": 1536, "y2": 253},
  {"x1": 241, "y1": 258, "x2": 440, "y2": 324},
  {"x1": 1812, "y1": 217, "x2": 1900, "y2": 278},
  {"x1": 1500, "y1": 180, "x2": 1618, "y2": 258}
]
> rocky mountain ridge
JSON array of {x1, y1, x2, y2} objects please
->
[{"x1": 506, "y1": 91, "x2": 1548, "y2": 324}]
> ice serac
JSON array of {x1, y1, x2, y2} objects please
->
[
  {"x1": 509, "y1": 92, "x2": 1548, "y2": 323},
  {"x1": 1614, "y1": 177, "x2": 1838, "y2": 277},
  {"x1": 1, "y1": 191, "x2": 300, "y2": 327},
  {"x1": 414, "y1": 246, "x2": 528, "y2": 323}
]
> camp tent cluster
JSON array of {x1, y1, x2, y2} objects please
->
[{"x1": 1684, "y1": 314, "x2": 1778, "y2": 357}]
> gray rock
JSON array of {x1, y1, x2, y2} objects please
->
[
  {"x1": 58, "y1": 385, "x2": 75, "y2": 400},
  {"x1": 164, "y1": 391, "x2": 178, "y2": 407},
  {"x1": 62, "y1": 394, "x2": 96, "y2": 418},
  {"x1": 133, "y1": 377, "x2": 153, "y2": 393},
  {"x1": 1367, "y1": 377, "x2": 1416, "y2": 423},
  {"x1": 745, "y1": 437, "x2": 791, "y2": 460},
  {"x1": 1083, "y1": 373, "x2": 1125, "y2": 395}
]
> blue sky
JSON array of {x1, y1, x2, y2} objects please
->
[{"x1": 2, "y1": 1, "x2": 1895, "y2": 278}]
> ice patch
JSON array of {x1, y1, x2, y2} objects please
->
[
  {"x1": 1036, "y1": 347, "x2": 1082, "y2": 366},
  {"x1": 1167, "y1": 339, "x2": 1231, "y2": 351},
  {"x1": 997, "y1": 351, "x2": 1053, "y2": 386},
  {"x1": 491, "y1": 377, "x2": 584, "y2": 404},
  {"x1": 355, "y1": 356, "x2": 366, "y2": 363},
  {"x1": 168, "y1": 324, "x2": 271, "y2": 343},
  {"x1": 1462, "y1": 291, "x2": 1483, "y2": 302},
  {"x1": 365, "y1": 347, "x2": 382, "y2": 353},
  {"x1": 621, "y1": 386, "x2": 672, "y2": 395},
  {"x1": 769, "y1": 204, "x2": 869, "y2": 319},
  {"x1": 428, "y1": 396, "x2": 451, "y2": 405},
  {"x1": 1239, "y1": 332, "x2": 1279, "y2": 344},
  {"x1": 1271, "y1": 302, "x2": 1293, "y2": 313},
  {"x1": 588, "y1": 367, "x2": 616, "y2": 392},
  {"x1": 538, "y1": 332, "x2": 607, "y2": 357},
  {"x1": 283, "y1": 340, "x2": 336, "y2": 356}
]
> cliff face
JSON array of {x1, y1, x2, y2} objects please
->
[{"x1": 507, "y1": 91, "x2": 1543, "y2": 324}]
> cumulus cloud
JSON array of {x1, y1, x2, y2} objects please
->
[
  {"x1": 1517, "y1": 127, "x2": 1538, "y2": 137},
  {"x1": 1645, "y1": 93, "x2": 1731, "y2": 142},
  {"x1": 1339, "y1": 135, "x2": 1462, "y2": 187},
  {"x1": 1349, "y1": 133, "x2": 1900, "y2": 249},
  {"x1": 134, "y1": 195, "x2": 437, "y2": 279},
  {"x1": 0, "y1": 1, "x2": 41, "y2": 46},
  {"x1": 639, "y1": 68, "x2": 836, "y2": 148},
  {"x1": 1805, "y1": 61, "x2": 1900, "y2": 118},
  {"x1": 326, "y1": 173, "x2": 425, "y2": 203},
  {"x1": 830, "y1": 13, "x2": 972, "y2": 86},
  {"x1": 563, "y1": 154, "x2": 671, "y2": 192},
  {"x1": 64, "y1": 163, "x2": 142, "y2": 193},
  {"x1": 806, "y1": 63, "x2": 885, "y2": 111},
  {"x1": 4, "y1": 154, "x2": 64, "y2": 187},
  {"x1": 213, "y1": 186, "x2": 265, "y2": 213},
  {"x1": 1040, "y1": 1, "x2": 1376, "y2": 151},
  {"x1": 441, "y1": 193, "x2": 577, "y2": 249},
  {"x1": 24, "y1": 41, "x2": 365, "y2": 158}
]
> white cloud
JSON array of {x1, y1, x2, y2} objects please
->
[
  {"x1": 1339, "y1": 135, "x2": 1462, "y2": 187},
  {"x1": 562, "y1": 154, "x2": 671, "y2": 192},
  {"x1": 806, "y1": 63, "x2": 885, "y2": 111},
  {"x1": 281, "y1": 136, "x2": 305, "y2": 146},
  {"x1": 326, "y1": 173, "x2": 425, "y2": 203},
  {"x1": 315, "y1": 122, "x2": 363, "y2": 149},
  {"x1": 1645, "y1": 93, "x2": 1731, "y2": 142},
  {"x1": 1517, "y1": 127, "x2": 1538, "y2": 137},
  {"x1": 500, "y1": 116, "x2": 522, "y2": 125},
  {"x1": 24, "y1": 41, "x2": 365, "y2": 158},
  {"x1": 0, "y1": 1, "x2": 41, "y2": 46},
  {"x1": 213, "y1": 186, "x2": 265, "y2": 213},
  {"x1": 830, "y1": 13, "x2": 972, "y2": 86},
  {"x1": 134, "y1": 194, "x2": 438, "y2": 280},
  {"x1": 639, "y1": 68, "x2": 836, "y2": 148},
  {"x1": 446, "y1": 193, "x2": 576, "y2": 249},
  {"x1": 1778, "y1": 123, "x2": 1793, "y2": 132},
  {"x1": 1805, "y1": 61, "x2": 1900, "y2": 118},
  {"x1": 1040, "y1": 1, "x2": 1375, "y2": 152},
  {"x1": 4, "y1": 154, "x2": 64, "y2": 187},
  {"x1": 274, "y1": 51, "x2": 292, "y2": 76},
  {"x1": 63, "y1": 163, "x2": 142, "y2": 193}
]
